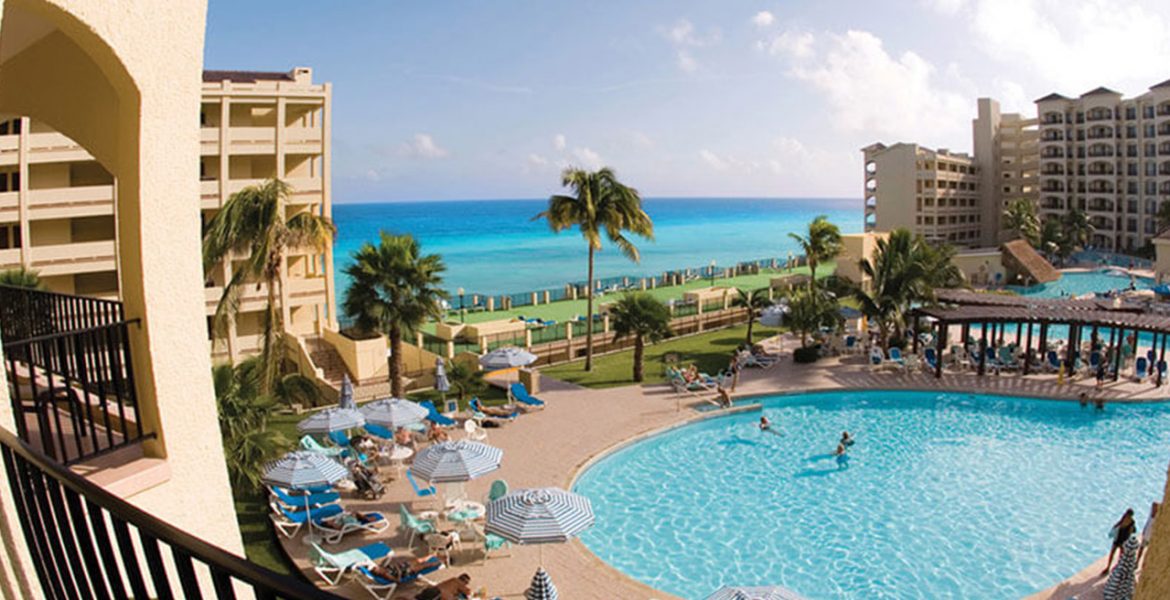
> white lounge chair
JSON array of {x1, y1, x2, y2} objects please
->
[{"x1": 309, "y1": 541, "x2": 392, "y2": 586}]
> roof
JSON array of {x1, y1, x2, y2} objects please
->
[
  {"x1": 1081, "y1": 86, "x2": 1122, "y2": 97},
  {"x1": 934, "y1": 289, "x2": 1136, "y2": 312},
  {"x1": 202, "y1": 70, "x2": 295, "y2": 83},
  {"x1": 1034, "y1": 93, "x2": 1070, "y2": 103},
  {"x1": 1157, "y1": 227, "x2": 1170, "y2": 241},
  {"x1": 1151, "y1": 78, "x2": 1170, "y2": 90},
  {"x1": 1000, "y1": 239, "x2": 1060, "y2": 284},
  {"x1": 913, "y1": 304, "x2": 1170, "y2": 334}
]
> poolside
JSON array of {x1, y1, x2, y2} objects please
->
[{"x1": 277, "y1": 333, "x2": 1170, "y2": 599}]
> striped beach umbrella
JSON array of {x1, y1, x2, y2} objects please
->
[
  {"x1": 411, "y1": 440, "x2": 503, "y2": 484},
  {"x1": 297, "y1": 407, "x2": 366, "y2": 434},
  {"x1": 359, "y1": 397, "x2": 429, "y2": 429},
  {"x1": 525, "y1": 567, "x2": 559, "y2": 600},
  {"x1": 486, "y1": 487, "x2": 594, "y2": 545},
  {"x1": 706, "y1": 585, "x2": 808, "y2": 600},
  {"x1": 479, "y1": 346, "x2": 538, "y2": 370},
  {"x1": 261, "y1": 451, "x2": 348, "y2": 490}
]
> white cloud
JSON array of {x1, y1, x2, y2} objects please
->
[
  {"x1": 660, "y1": 18, "x2": 721, "y2": 72},
  {"x1": 762, "y1": 30, "x2": 815, "y2": 59},
  {"x1": 677, "y1": 50, "x2": 698, "y2": 72},
  {"x1": 699, "y1": 149, "x2": 730, "y2": 171},
  {"x1": 572, "y1": 147, "x2": 605, "y2": 170},
  {"x1": 922, "y1": 0, "x2": 967, "y2": 15},
  {"x1": 752, "y1": 11, "x2": 776, "y2": 27},
  {"x1": 399, "y1": 133, "x2": 449, "y2": 159},
  {"x1": 527, "y1": 153, "x2": 549, "y2": 167},
  {"x1": 931, "y1": 0, "x2": 1170, "y2": 91},
  {"x1": 553, "y1": 133, "x2": 566, "y2": 151},
  {"x1": 765, "y1": 29, "x2": 971, "y2": 144}
]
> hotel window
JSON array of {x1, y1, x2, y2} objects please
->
[
  {"x1": 1146, "y1": 125, "x2": 1156, "y2": 137},
  {"x1": 0, "y1": 224, "x2": 21, "y2": 249},
  {"x1": 1147, "y1": 163, "x2": 1157, "y2": 177},
  {"x1": 1127, "y1": 107, "x2": 1137, "y2": 120},
  {"x1": 1128, "y1": 145, "x2": 1138, "y2": 157},
  {"x1": 1145, "y1": 106, "x2": 1155, "y2": 119},
  {"x1": 1128, "y1": 199, "x2": 1138, "y2": 213}
]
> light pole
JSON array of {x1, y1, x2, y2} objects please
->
[
  {"x1": 709, "y1": 259, "x2": 716, "y2": 287},
  {"x1": 457, "y1": 287, "x2": 465, "y2": 323}
]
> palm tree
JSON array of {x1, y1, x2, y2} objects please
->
[
  {"x1": 1003, "y1": 199, "x2": 1040, "y2": 246},
  {"x1": 534, "y1": 167, "x2": 654, "y2": 372},
  {"x1": 343, "y1": 233, "x2": 448, "y2": 398},
  {"x1": 732, "y1": 287, "x2": 771, "y2": 345},
  {"x1": 608, "y1": 292, "x2": 673, "y2": 382},
  {"x1": 1061, "y1": 208, "x2": 1095, "y2": 254},
  {"x1": 446, "y1": 361, "x2": 486, "y2": 403},
  {"x1": 203, "y1": 178, "x2": 336, "y2": 393},
  {"x1": 1040, "y1": 217, "x2": 1065, "y2": 260},
  {"x1": 787, "y1": 215, "x2": 842, "y2": 286},
  {"x1": 785, "y1": 286, "x2": 842, "y2": 348},
  {"x1": 212, "y1": 357, "x2": 294, "y2": 491},
  {"x1": 0, "y1": 267, "x2": 43, "y2": 289}
]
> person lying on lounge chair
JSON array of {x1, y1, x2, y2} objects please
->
[
  {"x1": 415, "y1": 573, "x2": 472, "y2": 600},
  {"x1": 478, "y1": 403, "x2": 517, "y2": 418},
  {"x1": 369, "y1": 554, "x2": 444, "y2": 582},
  {"x1": 428, "y1": 421, "x2": 449, "y2": 443}
]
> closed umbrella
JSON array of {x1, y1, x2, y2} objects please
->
[
  {"x1": 435, "y1": 358, "x2": 450, "y2": 404},
  {"x1": 525, "y1": 567, "x2": 559, "y2": 600},
  {"x1": 412, "y1": 440, "x2": 502, "y2": 484},
  {"x1": 262, "y1": 451, "x2": 349, "y2": 544},
  {"x1": 338, "y1": 373, "x2": 355, "y2": 410},
  {"x1": 359, "y1": 397, "x2": 428, "y2": 429},
  {"x1": 297, "y1": 407, "x2": 365, "y2": 434},
  {"x1": 759, "y1": 305, "x2": 786, "y2": 328},
  {"x1": 479, "y1": 346, "x2": 537, "y2": 370},
  {"x1": 706, "y1": 585, "x2": 807, "y2": 600}
]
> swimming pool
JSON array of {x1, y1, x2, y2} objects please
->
[
  {"x1": 1010, "y1": 269, "x2": 1151, "y2": 298},
  {"x1": 574, "y1": 391, "x2": 1170, "y2": 599}
]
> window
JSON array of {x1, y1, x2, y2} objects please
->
[
  {"x1": 1148, "y1": 181, "x2": 1158, "y2": 194},
  {"x1": 1129, "y1": 181, "x2": 1139, "y2": 194},
  {"x1": 1147, "y1": 163, "x2": 1158, "y2": 176},
  {"x1": 1147, "y1": 124, "x2": 1156, "y2": 137},
  {"x1": 1146, "y1": 105, "x2": 1156, "y2": 119},
  {"x1": 1127, "y1": 107, "x2": 1137, "y2": 120},
  {"x1": 0, "y1": 224, "x2": 20, "y2": 249},
  {"x1": 1128, "y1": 199, "x2": 1138, "y2": 213}
]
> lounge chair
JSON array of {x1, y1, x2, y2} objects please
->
[
  {"x1": 1135, "y1": 357, "x2": 1149, "y2": 382},
  {"x1": 269, "y1": 501, "x2": 344, "y2": 539},
  {"x1": 309, "y1": 541, "x2": 392, "y2": 586},
  {"x1": 471, "y1": 397, "x2": 518, "y2": 420},
  {"x1": 398, "y1": 504, "x2": 438, "y2": 549},
  {"x1": 269, "y1": 485, "x2": 340, "y2": 510},
  {"x1": 300, "y1": 435, "x2": 345, "y2": 458},
  {"x1": 485, "y1": 479, "x2": 508, "y2": 504},
  {"x1": 1158, "y1": 360, "x2": 1167, "y2": 384},
  {"x1": 922, "y1": 347, "x2": 939, "y2": 372},
  {"x1": 364, "y1": 423, "x2": 394, "y2": 440},
  {"x1": 1045, "y1": 350, "x2": 1061, "y2": 373},
  {"x1": 420, "y1": 400, "x2": 457, "y2": 427},
  {"x1": 844, "y1": 335, "x2": 858, "y2": 354},
  {"x1": 318, "y1": 510, "x2": 390, "y2": 545},
  {"x1": 355, "y1": 558, "x2": 444, "y2": 600},
  {"x1": 463, "y1": 419, "x2": 488, "y2": 442},
  {"x1": 888, "y1": 347, "x2": 907, "y2": 369},
  {"x1": 327, "y1": 431, "x2": 370, "y2": 463},
  {"x1": 406, "y1": 469, "x2": 437, "y2": 501},
  {"x1": 509, "y1": 383, "x2": 545, "y2": 410},
  {"x1": 868, "y1": 347, "x2": 886, "y2": 371},
  {"x1": 997, "y1": 347, "x2": 1020, "y2": 372}
]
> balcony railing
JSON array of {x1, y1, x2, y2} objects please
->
[
  {"x1": 1, "y1": 286, "x2": 147, "y2": 465},
  {"x1": 0, "y1": 427, "x2": 343, "y2": 600}
]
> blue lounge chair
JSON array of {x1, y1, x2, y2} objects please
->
[
  {"x1": 888, "y1": 347, "x2": 906, "y2": 367},
  {"x1": 1135, "y1": 357, "x2": 1149, "y2": 382},
  {"x1": 471, "y1": 397, "x2": 518, "y2": 420},
  {"x1": 844, "y1": 335, "x2": 857, "y2": 354},
  {"x1": 923, "y1": 347, "x2": 938, "y2": 372},
  {"x1": 1045, "y1": 350, "x2": 1061, "y2": 372},
  {"x1": 270, "y1": 502, "x2": 344, "y2": 539},
  {"x1": 328, "y1": 431, "x2": 369, "y2": 463},
  {"x1": 355, "y1": 558, "x2": 444, "y2": 600},
  {"x1": 1158, "y1": 360, "x2": 1168, "y2": 384},
  {"x1": 509, "y1": 382, "x2": 545, "y2": 409},
  {"x1": 365, "y1": 423, "x2": 394, "y2": 440},
  {"x1": 309, "y1": 541, "x2": 392, "y2": 586},
  {"x1": 269, "y1": 485, "x2": 340, "y2": 510},
  {"x1": 419, "y1": 400, "x2": 456, "y2": 426},
  {"x1": 406, "y1": 469, "x2": 436, "y2": 500},
  {"x1": 997, "y1": 347, "x2": 1019, "y2": 372}
]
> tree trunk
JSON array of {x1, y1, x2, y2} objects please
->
[
  {"x1": 389, "y1": 324, "x2": 404, "y2": 398},
  {"x1": 584, "y1": 245, "x2": 595, "y2": 372},
  {"x1": 633, "y1": 335, "x2": 644, "y2": 382},
  {"x1": 808, "y1": 258, "x2": 817, "y2": 288},
  {"x1": 745, "y1": 314, "x2": 755, "y2": 345},
  {"x1": 260, "y1": 271, "x2": 283, "y2": 394}
]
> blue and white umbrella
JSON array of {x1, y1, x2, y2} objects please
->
[
  {"x1": 435, "y1": 358, "x2": 450, "y2": 395},
  {"x1": 525, "y1": 567, "x2": 559, "y2": 600},
  {"x1": 479, "y1": 346, "x2": 538, "y2": 370},
  {"x1": 706, "y1": 586, "x2": 808, "y2": 600},
  {"x1": 486, "y1": 487, "x2": 594, "y2": 545},
  {"x1": 261, "y1": 451, "x2": 349, "y2": 490},
  {"x1": 359, "y1": 397, "x2": 429, "y2": 429},
  {"x1": 338, "y1": 373, "x2": 355, "y2": 410},
  {"x1": 297, "y1": 407, "x2": 365, "y2": 434},
  {"x1": 411, "y1": 440, "x2": 502, "y2": 484}
]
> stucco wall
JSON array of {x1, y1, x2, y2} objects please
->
[{"x1": 1136, "y1": 461, "x2": 1170, "y2": 599}]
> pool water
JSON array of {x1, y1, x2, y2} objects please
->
[
  {"x1": 574, "y1": 391, "x2": 1170, "y2": 599},
  {"x1": 1010, "y1": 269, "x2": 1151, "y2": 298}
]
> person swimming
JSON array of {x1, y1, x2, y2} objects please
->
[
  {"x1": 759, "y1": 416, "x2": 780, "y2": 436},
  {"x1": 840, "y1": 431, "x2": 855, "y2": 446},
  {"x1": 834, "y1": 442, "x2": 849, "y2": 469}
]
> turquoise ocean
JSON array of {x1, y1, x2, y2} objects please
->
[{"x1": 332, "y1": 198, "x2": 861, "y2": 297}]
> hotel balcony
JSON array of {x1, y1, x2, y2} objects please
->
[
  {"x1": 28, "y1": 240, "x2": 117, "y2": 276},
  {"x1": 201, "y1": 176, "x2": 323, "y2": 209},
  {"x1": 199, "y1": 125, "x2": 324, "y2": 157},
  {"x1": 204, "y1": 275, "x2": 327, "y2": 314},
  {"x1": 27, "y1": 184, "x2": 115, "y2": 220}
]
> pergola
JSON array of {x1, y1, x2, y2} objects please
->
[{"x1": 910, "y1": 290, "x2": 1170, "y2": 384}]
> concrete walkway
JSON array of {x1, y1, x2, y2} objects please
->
[{"x1": 279, "y1": 334, "x2": 1168, "y2": 599}]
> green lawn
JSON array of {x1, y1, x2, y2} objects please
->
[
  {"x1": 540, "y1": 323, "x2": 784, "y2": 388},
  {"x1": 427, "y1": 262, "x2": 831, "y2": 331}
]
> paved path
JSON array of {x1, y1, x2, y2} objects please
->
[{"x1": 280, "y1": 334, "x2": 1168, "y2": 599}]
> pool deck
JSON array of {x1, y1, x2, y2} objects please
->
[{"x1": 280, "y1": 332, "x2": 1167, "y2": 599}]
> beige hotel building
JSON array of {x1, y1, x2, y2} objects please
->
[
  {"x1": 0, "y1": 67, "x2": 335, "y2": 364},
  {"x1": 1036, "y1": 81, "x2": 1170, "y2": 252}
]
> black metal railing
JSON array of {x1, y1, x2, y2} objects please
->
[
  {"x1": 0, "y1": 427, "x2": 342, "y2": 600},
  {"x1": 1, "y1": 286, "x2": 146, "y2": 464}
]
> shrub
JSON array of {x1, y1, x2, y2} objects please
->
[{"x1": 793, "y1": 345, "x2": 821, "y2": 363}]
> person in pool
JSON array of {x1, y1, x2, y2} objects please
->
[
  {"x1": 715, "y1": 386, "x2": 733, "y2": 409},
  {"x1": 1102, "y1": 508, "x2": 1137, "y2": 575},
  {"x1": 834, "y1": 443, "x2": 849, "y2": 469},
  {"x1": 1079, "y1": 392, "x2": 1089, "y2": 408},
  {"x1": 759, "y1": 416, "x2": 781, "y2": 435},
  {"x1": 840, "y1": 431, "x2": 855, "y2": 446}
]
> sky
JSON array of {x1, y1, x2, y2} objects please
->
[{"x1": 203, "y1": 0, "x2": 1170, "y2": 203}]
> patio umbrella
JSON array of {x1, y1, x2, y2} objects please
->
[
  {"x1": 759, "y1": 305, "x2": 786, "y2": 328},
  {"x1": 262, "y1": 450, "x2": 350, "y2": 544},
  {"x1": 435, "y1": 357, "x2": 450, "y2": 402},
  {"x1": 706, "y1": 585, "x2": 808, "y2": 600},
  {"x1": 1102, "y1": 534, "x2": 1139, "y2": 600},
  {"x1": 297, "y1": 407, "x2": 366, "y2": 434},
  {"x1": 479, "y1": 346, "x2": 537, "y2": 370},
  {"x1": 338, "y1": 373, "x2": 355, "y2": 410},
  {"x1": 486, "y1": 487, "x2": 594, "y2": 546},
  {"x1": 838, "y1": 306, "x2": 862, "y2": 320},
  {"x1": 525, "y1": 567, "x2": 559, "y2": 600},
  {"x1": 411, "y1": 440, "x2": 503, "y2": 484},
  {"x1": 359, "y1": 397, "x2": 428, "y2": 429}
]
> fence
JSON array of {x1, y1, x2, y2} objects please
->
[
  {"x1": 0, "y1": 427, "x2": 342, "y2": 600},
  {"x1": 1, "y1": 286, "x2": 147, "y2": 465}
]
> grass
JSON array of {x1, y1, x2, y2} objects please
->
[
  {"x1": 234, "y1": 386, "x2": 511, "y2": 573},
  {"x1": 427, "y1": 262, "x2": 832, "y2": 330},
  {"x1": 540, "y1": 323, "x2": 784, "y2": 388}
]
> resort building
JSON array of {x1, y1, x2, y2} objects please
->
[
  {"x1": 0, "y1": 67, "x2": 336, "y2": 365},
  {"x1": 864, "y1": 98, "x2": 1039, "y2": 248},
  {"x1": 1035, "y1": 80, "x2": 1170, "y2": 252}
]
